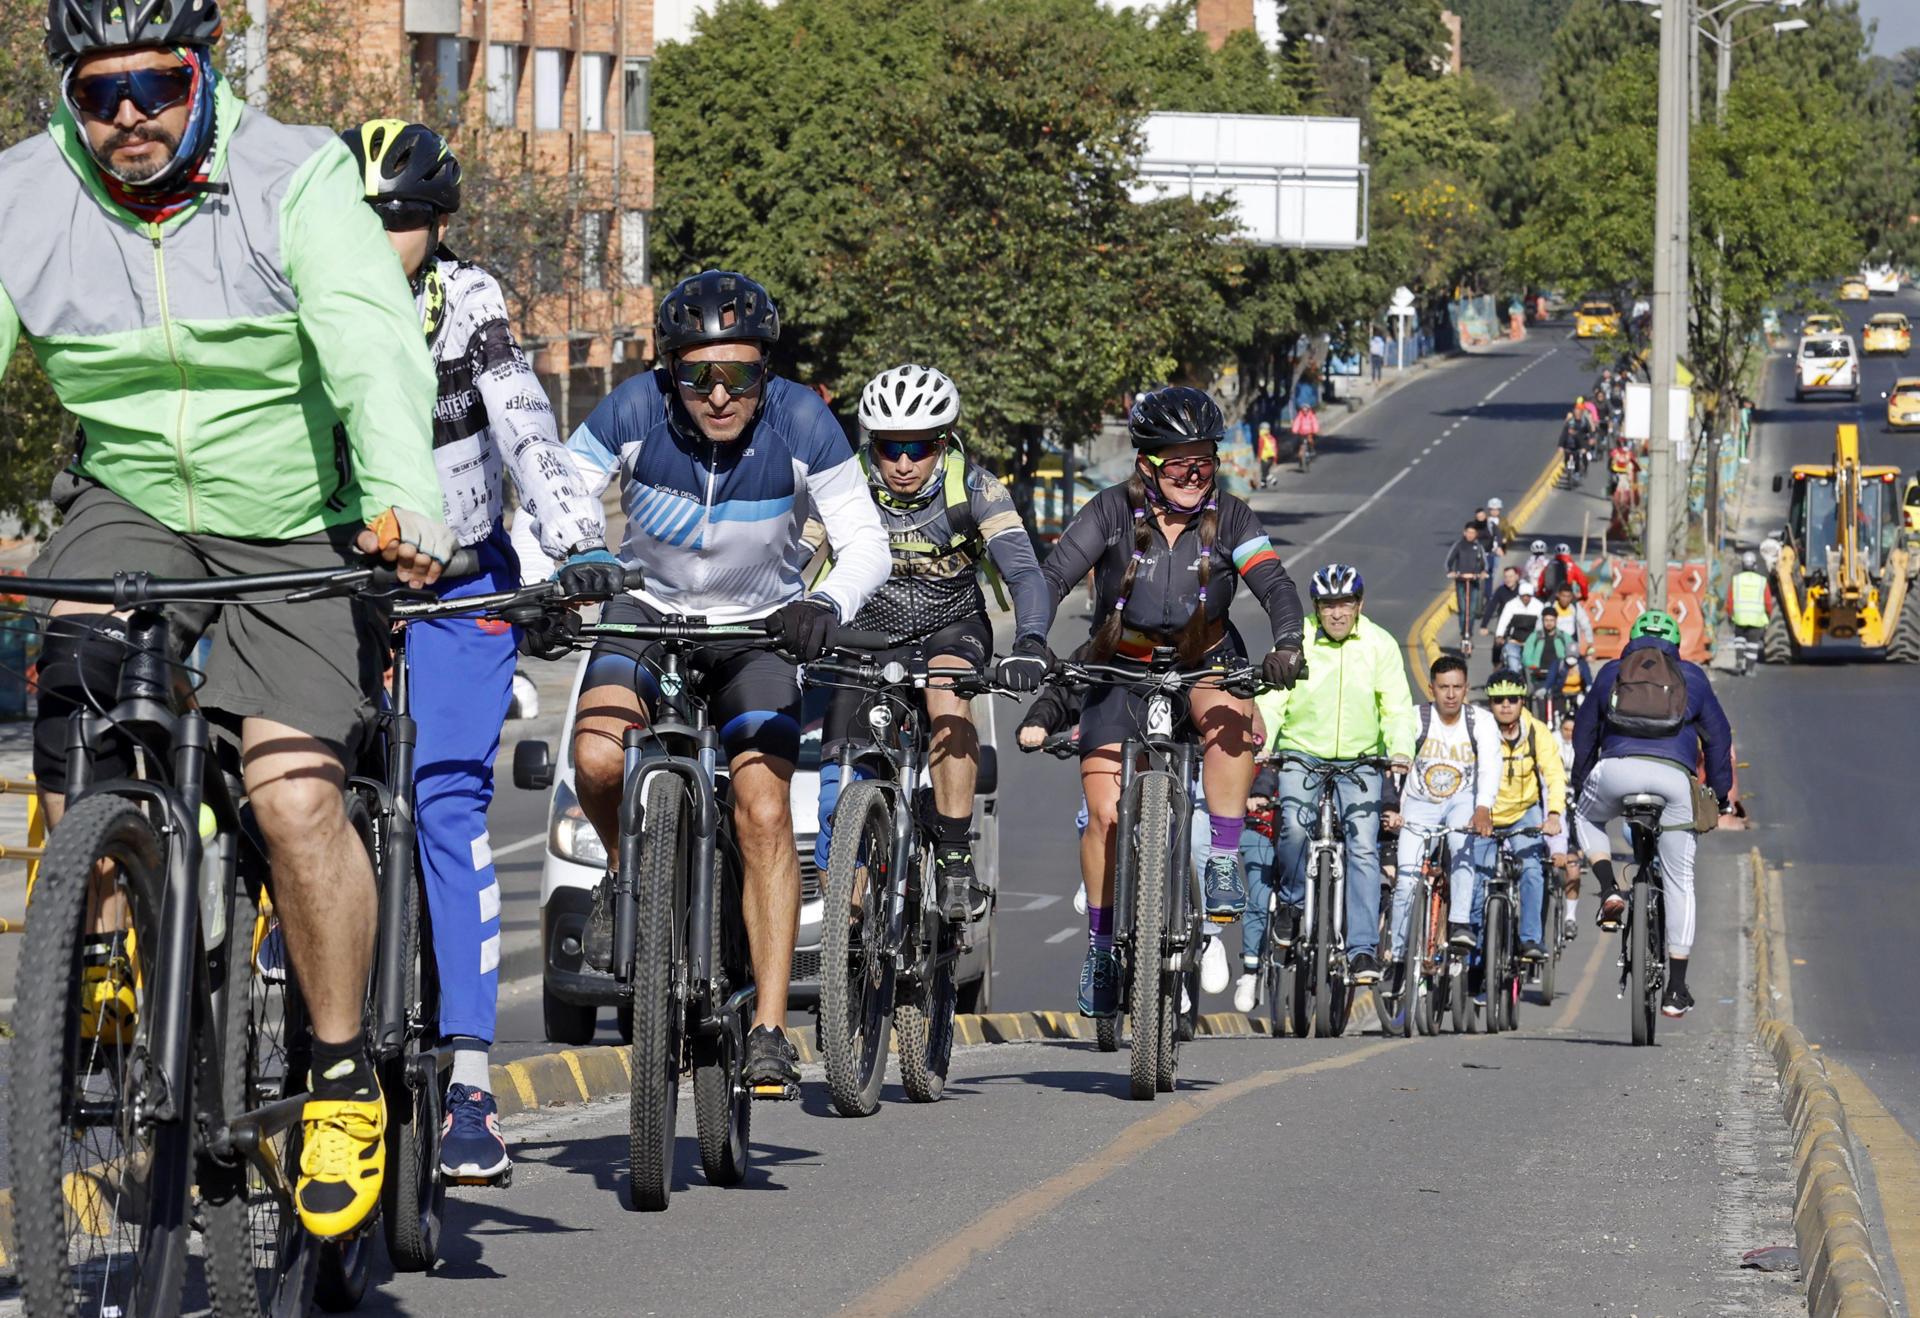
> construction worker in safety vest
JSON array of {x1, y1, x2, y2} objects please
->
[{"x1": 1727, "y1": 549, "x2": 1772, "y2": 670}]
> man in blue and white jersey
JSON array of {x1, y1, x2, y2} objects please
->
[{"x1": 563, "y1": 270, "x2": 888, "y2": 1094}]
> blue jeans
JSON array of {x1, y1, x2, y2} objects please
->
[
  {"x1": 1494, "y1": 806, "x2": 1549, "y2": 946},
  {"x1": 1276, "y1": 757, "x2": 1385, "y2": 957},
  {"x1": 1238, "y1": 829, "x2": 1278, "y2": 965}
]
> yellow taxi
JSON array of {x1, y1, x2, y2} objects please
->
[
  {"x1": 1801, "y1": 312, "x2": 1845, "y2": 338},
  {"x1": 1574, "y1": 301, "x2": 1621, "y2": 338},
  {"x1": 1884, "y1": 377, "x2": 1920, "y2": 430},
  {"x1": 1863, "y1": 313, "x2": 1911, "y2": 355},
  {"x1": 1839, "y1": 278, "x2": 1871, "y2": 301}
]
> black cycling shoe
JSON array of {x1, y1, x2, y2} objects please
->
[
  {"x1": 1447, "y1": 922, "x2": 1476, "y2": 951},
  {"x1": 934, "y1": 847, "x2": 974, "y2": 923},
  {"x1": 582, "y1": 873, "x2": 615, "y2": 973},
  {"x1": 1520, "y1": 940, "x2": 1546, "y2": 961},
  {"x1": 742, "y1": 1025, "x2": 801, "y2": 1101},
  {"x1": 1348, "y1": 952, "x2": 1381, "y2": 985},
  {"x1": 1661, "y1": 983, "x2": 1695, "y2": 1018}
]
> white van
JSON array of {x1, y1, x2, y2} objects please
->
[
  {"x1": 1865, "y1": 266, "x2": 1900, "y2": 296},
  {"x1": 1795, "y1": 335, "x2": 1860, "y2": 402}
]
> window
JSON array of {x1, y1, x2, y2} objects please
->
[
  {"x1": 582, "y1": 211, "x2": 609, "y2": 291},
  {"x1": 412, "y1": 36, "x2": 469, "y2": 111},
  {"x1": 533, "y1": 48, "x2": 566, "y2": 132},
  {"x1": 621, "y1": 210, "x2": 648, "y2": 289},
  {"x1": 485, "y1": 43, "x2": 520, "y2": 127},
  {"x1": 623, "y1": 57, "x2": 651, "y2": 133},
  {"x1": 580, "y1": 53, "x2": 610, "y2": 132}
]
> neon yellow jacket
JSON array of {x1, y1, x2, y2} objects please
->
[
  {"x1": 1491, "y1": 709, "x2": 1566, "y2": 827},
  {"x1": 1257, "y1": 615, "x2": 1417, "y2": 761}
]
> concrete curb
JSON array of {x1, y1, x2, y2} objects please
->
[
  {"x1": 485, "y1": 1006, "x2": 1321, "y2": 1119},
  {"x1": 1750, "y1": 846, "x2": 1895, "y2": 1316}
]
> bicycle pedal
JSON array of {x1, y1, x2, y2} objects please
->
[
  {"x1": 1204, "y1": 912, "x2": 1237, "y2": 926},
  {"x1": 446, "y1": 1167, "x2": 512, "y2": 1188},
  {"x1": 749, "y1": 1079, "x2": 800, "y2": 1102}
]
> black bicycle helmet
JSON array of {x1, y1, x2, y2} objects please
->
[
  {"x1": 46, "y1": 0, "x2": 223, "y2": 66},
  {"x1": 655, "y1": 270, "x2": 780, "y2": 357},
  {"x1": 341, "y1": 119, "x2": 462, "y2": 214},
  {"x1": 1127, "y1": 385, "x2": 1225, "y2": 451}
]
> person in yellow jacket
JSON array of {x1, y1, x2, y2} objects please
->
[
  {"x1": 1484, "y1": 669, "x2": 1566, "y2": 959},
  {"x1": 1253, "y1": 564, "x2": 1416, "y2": 984}
]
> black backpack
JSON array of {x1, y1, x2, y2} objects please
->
[{"x1": 1607, "y1": 647, "x2": 1689, "y2": 737}]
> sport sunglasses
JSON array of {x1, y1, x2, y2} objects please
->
[
  {"x1": 673, "y1": 358, "x2": 769, "y2": 397},
  {"x1": 370, "y1": 197, "x2": 439, "y2": 233},
  {"x1": 67, "y1": 64, "x2": 195, "y2": 123},
  {"x1": 1143, "y1": 452, "x2": 1218, "y2": 482},
  {"x1": 871, "y1": 436, "x2": 948, "y2": 463}
]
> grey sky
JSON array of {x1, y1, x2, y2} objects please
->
[{"x1": 1859, "y1": 0, "x2": 1920, "y2": 57}]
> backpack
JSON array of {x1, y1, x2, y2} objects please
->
[
  {"x1": 1505, "y1": 608, "x2": 1538, "y2": 642},
  {"x1": 1607, "y1": 647, "x2": 1689, "y2": 737}
]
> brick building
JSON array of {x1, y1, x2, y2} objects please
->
[{"x1": 348, "y1": 0, "x2": 658, "y2": 429}]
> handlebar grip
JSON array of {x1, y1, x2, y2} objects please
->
[
  {"x1": 825, "y1": 626, "x2": 896, "y2": 654},
  {"x1": 621, "y1": 566, "x2": 649, "y2": 590},
  {"x1": 366, "y1": 546, "x2": 478, "y2": 589}
]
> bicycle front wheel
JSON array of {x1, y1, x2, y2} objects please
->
[
  {"x1": 10, "y1": 794, "x2": 195, "y2": 1318},
  {"x1": 1484, "y1": 893, "x2": 1508, "y2": 1035},
  {"x1": 820, "y1": 783, "x2": 896, "y2": 1117},
  {"x1": 1310, "y1": 852, "x2": 1337, "y2": 1038},
  {"x1": 627, "y1": 773, "x2": 687, "y2": 1210},
  {"x1": 1127, "y1": 776, "x2": 1171, "y2": 1100}
]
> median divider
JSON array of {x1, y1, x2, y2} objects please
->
[{"x1": 1751, "y1": 846, "x2": 1894, "y2": 1317}]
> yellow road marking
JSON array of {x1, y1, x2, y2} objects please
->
[
  {"x1": 1825, "y1": 1061, "x2": 1920, "y2": 1302},
  {"x1": 1550, "y1": 913, "x2": 1608, "y2": 1028},
  {"x1": 840, "y1": 1040, "x2": 1404, "y2": 1317}
]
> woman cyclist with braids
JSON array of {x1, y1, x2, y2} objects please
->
[{"x1": 1040, "y1": 386, "x2": 1306, "y2": 1018}]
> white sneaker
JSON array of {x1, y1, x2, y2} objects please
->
[
  {"x1": 1233, "y1": 972, "x2": 1259, "y2": 1014},
  {"x1": 1200, "y1": 934, "x2": 1230, "y2": 994},
  {"x1": 1073, "y1": 882, "x2": 1088, "y2": 915},
  {"x1": 1180, "y1": 981, "x2": 1192, "y2": 1016}
]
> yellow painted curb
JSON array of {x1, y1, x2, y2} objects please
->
[{"x1": 1751, "y1": 846, "x2": 1896, "y2": 1316}]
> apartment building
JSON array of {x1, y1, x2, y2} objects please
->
[{"x1": 355, "y1": 0, "x2": 657, "y2": 428}]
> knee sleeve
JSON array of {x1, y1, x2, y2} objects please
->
[{"x1": 33, "y1": 614, "x2": 134, "y2": 790}]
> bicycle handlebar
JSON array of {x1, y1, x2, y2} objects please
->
[
  {"x1": 16, "y1": 547, "x2": 485, "y2": 609},
  {"x1": 1051, "y1": 660, "x2": 1266, "y2": 699}
]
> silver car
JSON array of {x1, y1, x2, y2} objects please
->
[{"x1": 514, "y1": 656, "x2": 998, "y2": 1043}]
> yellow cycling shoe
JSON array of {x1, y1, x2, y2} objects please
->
[
  {"x1": 295, "y1": 1089, "x2": 387, "y2": 1240},
  {"x1": 77, "y1": 939, "x2": 139, "y2": 1047}
]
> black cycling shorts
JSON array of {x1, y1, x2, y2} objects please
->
[
  {"x1": 819, "y1": 616, "x2": 992, "y2": 756},
  {"x1": 1077, "y1": 625, "x2": 1246, "y2": 758},
  {"x1": 581, "y1": 595, "x2": 802, "y2": 764}
]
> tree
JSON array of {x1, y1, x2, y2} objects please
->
[{"x1": 1442, "y1": 0, "x2": 1578, "y2": 108}]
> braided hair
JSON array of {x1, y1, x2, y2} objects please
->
[{"x1": 1089, "y1": 470, "x2": 1220, "y2": 666}]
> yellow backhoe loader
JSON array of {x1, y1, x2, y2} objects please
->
[{"x1": 1765, "y1": 423, "x2": 1919, "y2": 662}]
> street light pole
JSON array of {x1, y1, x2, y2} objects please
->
[{"x1": 1646, "y1": 0, "x2": 1691, "y2": 610}]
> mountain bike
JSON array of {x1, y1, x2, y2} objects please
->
[
  {"x1": 511, "y1": 604, "x2": 883, "y2": 1208},
  {"x1": 1270, "y1": 753, "x2": 1390, "y2": 1039},
  {"x1": 5, "y1": 549, "x2": 504, "y2": 1318},
  {"x1": 1054, "y1": 656, "x2": 1260, "y2": 1098},
  {"x1": 1483, "y1": 826, "x2": 1543, "y2": 1035},
  {"x1": 1618, "y1": 793, "x2": 1671, "y2": 1046},
  {"x1": 1531, "y1": 851, "x2": 1572, "y2": 1007},
  {"x1": 805, "y1": 649, "x2": 1010, "y2": 1114}
]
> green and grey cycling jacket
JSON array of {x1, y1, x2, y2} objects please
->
[{"x1": 0, "y1": 78, "x2": 439, "y2": 539}]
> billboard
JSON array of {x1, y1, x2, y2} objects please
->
[{"x1": 1129, "y1": 112, "x2": 1369, "y2": 249}]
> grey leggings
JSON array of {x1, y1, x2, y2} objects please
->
[{"x1": 1574, "y1": 757, "x2": 1697, "y2": 958}]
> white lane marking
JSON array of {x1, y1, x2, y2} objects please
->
[
  {"x1": 1282, "y1": 465, "x2": 1415, "y2": 567},
  {"x1": 996, "y1": 892, "x2": 1065, "y2": 914},
  {"x1": 492, "y1": 832, "x2": 549, "y2": 861},
  {"x1": 1044, "y1": 926, "x2": 1082, "y2": 945}
]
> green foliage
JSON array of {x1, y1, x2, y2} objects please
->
[{"x1": 1443, "y1": 0, "x2": 1577, "y2": 107}]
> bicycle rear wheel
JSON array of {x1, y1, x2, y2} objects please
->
[
  {"x1": 1095, "y1": 1016, "x2": 1119, "y2": 1052},
  {"x1": 1127, "y1": 776, "x2": 1171, "y2": 1100},
  {"x1": 820, "y1": 783, "x2": 896, "y2": 1117},
  {"x1": 1538, "y1": 888, "x2": 1564, "y2": 1006},
  {"x1": 377, "y1": 812, "x2": 444, "y2": 1272},
  {"x1": 10, "y1": 794, "x2": 197, "y2": 1318},
  {"x1": 1629, "y1": 876, "x2": 1656, "y2": 1045},
  {"x1": 896, "y1": 918, "x2": 957, "y2": 1104},
  {"x1": 627, "y1": 773, "x2": 687, "y2": 1210}
]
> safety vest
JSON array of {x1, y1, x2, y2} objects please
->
[{"x1": 1730, "y1": 570, "x2": 1768, "y2": 628}]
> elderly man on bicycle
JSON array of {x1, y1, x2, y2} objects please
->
[{"x1": 1255, "y1": 565, "x2": 1416, "y2": 986}]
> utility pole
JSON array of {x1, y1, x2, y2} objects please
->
[{"x1": 1646, "y1": 0, "x2": 1691, "y2": 610}]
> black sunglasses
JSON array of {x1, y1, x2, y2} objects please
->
[
  {"x1": 1488, "y1": 695, "x2": 1525, "y2": 705},
  {"x1": 872, "y1": 436, "x2": 947, "y2": 463},
  {"x1": 370, "y1": 198, "x2": 439, "y2": 233},
  {"x1": 673, "y1": 357, "x2": 768, "y2": 397},
  {"x1": 68, "y1": 65, "x2": 194, "y2": 123}
]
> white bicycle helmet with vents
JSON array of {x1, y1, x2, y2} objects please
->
[{"x1": 859, "y1": 364, "x2": 961, "y2": 433}]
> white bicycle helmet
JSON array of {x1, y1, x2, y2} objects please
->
[
  {"x1": 1310, "y1": 562, "x2": 1364, "y2": 603},
  {"x1": 859, "y1": 364, "x2": 961, "y2": 433},
  {"x1": 1487, "y1": 497, "x2": 1504, "y2": 510},
  {"x1": 1529, "y1": 539, "x2": 1548, "y2": 555}
]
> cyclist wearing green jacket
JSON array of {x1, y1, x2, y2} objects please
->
[
  {"x1": 2, "y1": 0, "x2": 450, "y2": 1244},
  {"x1": 1253, "y1": 564, "x2": 1417, "y2": 985}
]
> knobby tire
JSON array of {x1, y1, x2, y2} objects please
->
[
  {"x1": 1128, "y1": 776, "x2": 1171, "y2": 1100},
  {"x1": 820, "y1": 783, "x2": 895, "y2": 1117},
  {"x1": 627, "y1": 774, "x2": 685, "y2": 1210}
]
